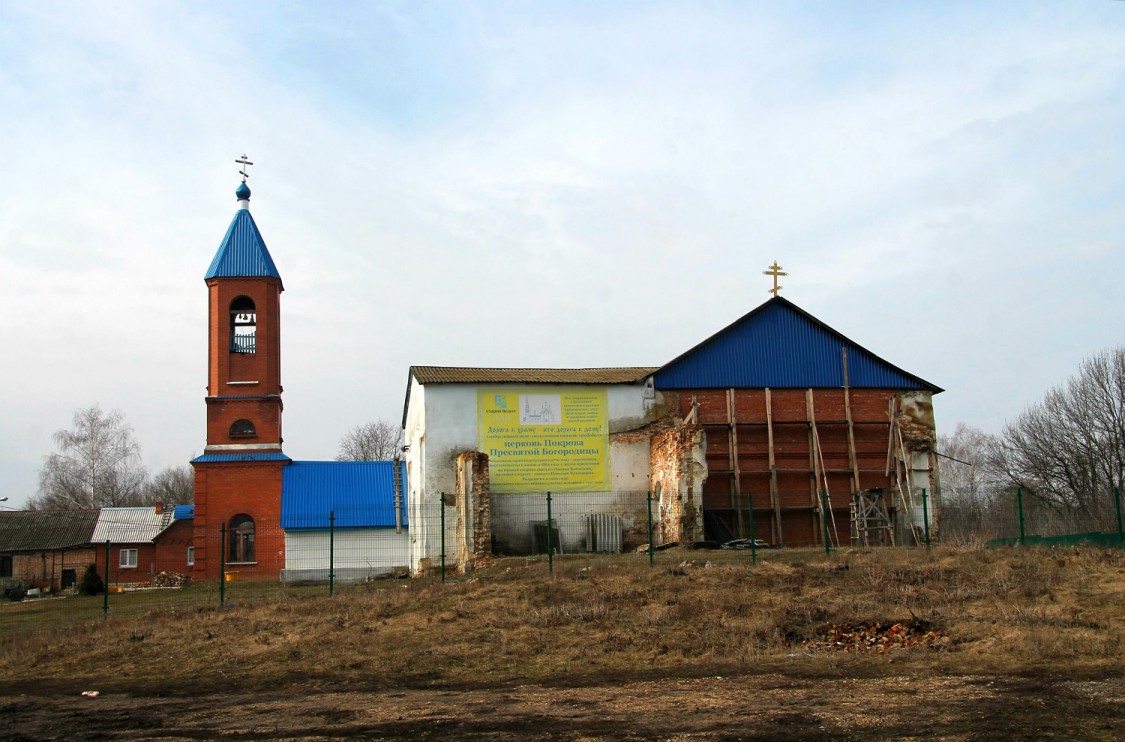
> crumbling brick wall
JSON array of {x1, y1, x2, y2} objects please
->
[
  {"x1": 454, "y1": 452, "x2": 491, "y2": 573},
  {"x1": 650, "y1": 423, "x2": 706, "y2": 544}
]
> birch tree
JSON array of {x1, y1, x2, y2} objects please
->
[{"x1": 31, "y1": 406, "x2": 148, "y2": 509}]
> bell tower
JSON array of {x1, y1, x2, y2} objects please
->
[
  {"x1": 191, "y1": 159, "x2": 290, "y2": 580},
  {"x1": 202, "y1": 178, "x2": 285, "y2": 450}
]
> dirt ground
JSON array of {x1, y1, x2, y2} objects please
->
[
  {"x1": 2, "y1": 669, "x2": 1124, "y2": 741},
  {"x1": 4, "y1": 548, "x2": 1124, "y2": 739}
]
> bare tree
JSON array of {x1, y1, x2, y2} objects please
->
[
  {"x1": 31, "y1": 406, "x2": 149, "y2": 509},
  {"x1": 336, "y1": 420, "x2": 403, "y2": 461},
  {"x1": 146, "y1": 464, "x2": 195, "y2": 506},
  {"x1": 936, "y1": 423, "x2": 1004, "y2": 540},
  {"x1": 988, "y1": 346, "x2": 1125, "y2": 519}
]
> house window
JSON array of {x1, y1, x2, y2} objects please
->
[
  {"x1": 187, "y1": 546, "x2": 195, "y2": 566},
  {"x1": 229, "y1": 419, "x2": 256, "y2": 438},
  {"x1": 230, "y1": 296, "x2": 257, "y2": 354},
  {"x1": 120, "y1": 548, "x2": 138, "y2": 568},
  {"x1": 228, "y1": 514, "x2": 255, "y2": 563}
]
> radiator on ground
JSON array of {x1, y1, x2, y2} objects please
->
[{"x1": 585, "y1": 514, "x2": 624, "y2": 553}]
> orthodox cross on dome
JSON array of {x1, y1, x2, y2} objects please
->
[
  {"x1": 235, "y1": 154, "x2": 254, "y2": 183},
  {"x1": 763, "y1": 261, "x2": 787, "y2": 297}
]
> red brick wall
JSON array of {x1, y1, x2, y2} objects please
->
[
  {"x1": 205, "y1": 277, "x2": 283, "y2": 447},
  {"x1": 9, "y1": 548, "x2": 98, "y2": 591},
  {"x1": 153, "y1": 520, "x2": 195, "y2": 575},
  {"x1": 663, "y1": 388, "x2": 901, "y2": 547},
  {"x1": 204, "y1": 397, "x2": 283, "y2": 449},
  {"x1": 191, "y1": 460, "x2": 286, "y2": 581},
  {"x1": 105, "y1": 543, "x2": 159, "y2": 586},
  {"x1": 206, "y1": 278, "x2": 282, "y2": 396}
]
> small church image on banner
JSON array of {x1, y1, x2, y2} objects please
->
[{"x1": 190, "y1": 168, "x2": 942, "y2": 580}]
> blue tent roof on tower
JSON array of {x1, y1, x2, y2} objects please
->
[{"x1": 204, "y1": 184, "x2": 283, "y2": 283}]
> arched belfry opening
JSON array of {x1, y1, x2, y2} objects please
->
[{"x1": 230, "y1": 296, "x2": 257, "y2": 354}]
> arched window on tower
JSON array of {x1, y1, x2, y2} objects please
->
[
  {"x1": 229, "y1": 419, "x2": 256, "y2": 438},
  {"x1": 230, "y1": 296, "x2": 256, "y2": 354},
  {"x1": 228, "y1": 514, "x2": 255, "y2": 563}
]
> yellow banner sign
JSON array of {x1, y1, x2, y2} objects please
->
[{"x1": 477, "y1": 387, "x2": 610, "y2": 492}]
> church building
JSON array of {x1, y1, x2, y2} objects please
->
[
  {"x1": 189, "y1": 166, "x2": 942, "y2": 580},
  {"x1": 402, "y1": 296, "x2": 943, "y2": 571}
]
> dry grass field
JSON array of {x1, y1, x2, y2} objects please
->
[{"x1": 1, "y1": 546, "x2": 1124, "y2": 740}]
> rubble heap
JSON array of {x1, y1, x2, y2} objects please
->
[{"x1": 805, "y1": 618, "x2": 956, "y2": 653}]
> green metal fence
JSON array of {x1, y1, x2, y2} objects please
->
[{"x1": 4, "y1": 486, "x2": 1123, "y2": 636}]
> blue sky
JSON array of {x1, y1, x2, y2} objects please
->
[{"x1": 1, "y1": 1, "x2": 1123, "y2": 507}]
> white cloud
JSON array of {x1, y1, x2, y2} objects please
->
[{"x1": 0, "y1": 1, "x2": 1122, "y2": 506}]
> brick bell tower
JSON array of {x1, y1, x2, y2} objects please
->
[{"x1": 191, "y1": 163, "x2": 290, "y2": 580}]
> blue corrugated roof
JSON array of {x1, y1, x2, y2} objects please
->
[
  {"x1": 654, "y1": 297, "x2": 942, "y2": 392},
  {"x1": 173, "y1": 505, "x2": 195, "y2": 520},
  {"x1": 204, "y1": 208, "x2": 283, "y2": 282},
  {"x1": 191, "y1": 452, "x2": 292, "y2": 463},
  {"x1": 281, "y1": 461, "x2": 408, "y2": 529}
]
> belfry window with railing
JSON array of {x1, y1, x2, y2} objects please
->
[{"x1": 230, "y1": 296, "x2": 257, "y2": 354}]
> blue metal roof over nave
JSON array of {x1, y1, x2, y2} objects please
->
[
  {"x1": 204, "y1": 192, "x2": 283, "y2": 282},
  {"x1": 653, "y1": 297, "x2": 941, "y2": 392},
  {"x1": 281, "y1": 461, "x2": 408, "y2": 529}
]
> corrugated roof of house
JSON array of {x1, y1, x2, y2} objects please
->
[
  {"x1": 281, "y1": 461, "x2": 407, "y2": 530},
  {"x1": 410, "y1": 366, "x2": 657, "y2": 385},
  {"x1": 653, "y1": 296, "x2": 943, "y2": 392},
  {"x1": 0, "y1": 510, "x2": 99, "y2": 551},
  {"x1": 90, "y1": 507, "x2": 175, "y2": 544},
  {"x1": 402, "y1": 367, "x2": 658, "y2": 427}
]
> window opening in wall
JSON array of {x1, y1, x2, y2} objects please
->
[
  {"x1": 228, "y1": 514, "x2": 255, "y2": 563},
  {"x1": 187, "y1": 546, "x2": 195, "y2": 566},
  {"x1": 0, "y1": 555, "x2": 11, "y2": 578},
  {"x1": 229, "y1": 419, "x2": 256, "y2": 438},
  {"x1": 120, "y1": 548, "x2": 138, "y2": 568},
  {"x1": 230, "y1": 296, "x2": 257, "y2": 354}
]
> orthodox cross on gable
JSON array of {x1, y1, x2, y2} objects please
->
[
  {"x1": 763, "y1": 261, "x2": 787, "y2": 297},
  {"x1": 235, "y1": 154, "x2": 254, "y2": 182}
]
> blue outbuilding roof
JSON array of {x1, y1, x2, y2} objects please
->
[
  {"x1": 281, "y1": 461, "x2": 407, "y2": 530},
  {"x1": 654, "y1": 297, "x2": 942, "y2": 392},
  {"x1": 204, "y1": 189, "x2": 283, "y2": 283},
  {"x1": 173, "y1": 505, "x2": 195, "y2": 520}
]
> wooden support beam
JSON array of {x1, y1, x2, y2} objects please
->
[
  {"x1": 726, "y1": 389, "x2": 744, "y2": 539},
  {"x1": 808, "y1": 389, "x2": 840, "y2": 547},
  {"x1": 844, "y1": 387, "x2": 861, "y2": 494},
  {"x1": 805, "y1": 389, "x2": 820, "y2": 545},
  {"x1": 765, "y1": 388, "x2": 782, "y2": 546}
]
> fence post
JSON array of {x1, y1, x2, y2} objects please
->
[
  {"x1": 329, "y1": 510, "x2": 335, "y2": 596},
  {"x1": 646, "y1": 490, "x2": 654, "y2": 567},
  {"x1": 439, "y1": 493, "x2": 446, "y2": 583},
  {"x1": 546, "y1": 491, "x2": 554, "y2": 576},
  {"x1": 747, "y1": 491, "x2": 757, "y2": 566},
  {"x1": 820, "y1": 490, "x2": 832, "y2": 556},
  {"x1": 1114, "y1": 486, "x2": 1123, "y2": 547},
  {"x1": 1016, "y1": 487, "x2": 1025, "y2": 546},
  {"x1": 103, "y1": 539, "x2": 110, "y2": 618},
  {"x1": 219, "y1": 522, "x2": 226, "y2": 606},
  {"x1": 921, "y1": 488, "x2": 931, "y2": 549}
]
